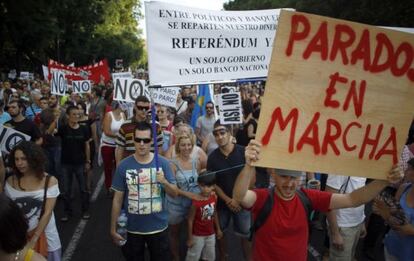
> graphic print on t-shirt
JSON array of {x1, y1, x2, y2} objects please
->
[
  {"x1": 15, "y1": 197, "x2": 42, "y2": 226},
  {"x1": 201, "y1": 202, "x2": 215, "y2": 220},
  {"x1": 126, "y1": 168, "x2": 162, "y2": 215}
]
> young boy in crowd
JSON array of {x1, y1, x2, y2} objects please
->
[{"x1": 186, "y1": 171, "x2": 223, "y2": 261}]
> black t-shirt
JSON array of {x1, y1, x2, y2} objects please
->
[
  {"x1": 207, "y1": 144, "x2": 245, "y2": 209},
  {"x1": 78, "y1": 118, "x2": 94, "y2": 140},
  {"x1": 57, "y1": 124, "x2": 91, "y2": 165},
  {"x1": 236, "y1": 119, "x2": 258, "y2": 146},
  {"x1": 4, "y1": 118, "x2": 42, "y2": 142}
]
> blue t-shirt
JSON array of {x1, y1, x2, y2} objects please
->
[
  {"x1": 112, "y1": 154, "x2": 175, "y2": 234},
  {"x1": 25, "y1": 104, "x2": 41, "y2": 121},
  {"x1": 384, "y1": 184, "x2": 414, "y2": 261},
  {"x1": 0, "y1": 111, "x2": 11, "y2": 125}
]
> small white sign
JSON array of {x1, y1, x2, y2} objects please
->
[
  {"x1": 150, "y1": 87, "x2": 180, "y2": 107},
  {"x1": 19, "y1": 71, "x2": 30, "y2": 80},
  {"x1": 50, "y1": 70, "x2": 66, "y2": 96},
  {"x1": 112, "y1": 72, "x2": 133, "y2": 82},
  {"x1": 0, "y1": 126, "x2": 31, "y2": 154},
  {"x1": 218, "y1": 92, "x2": 242, "y2": 125},
  {"x1": 72, "y1": 80, "x2": 91, "y2": 93},
  {"x1": 8, "y1": 69, "x2": 17, "y2": 79},
  {"x1": 113, "y1": 78, "x2": 149, "y2": 103}
]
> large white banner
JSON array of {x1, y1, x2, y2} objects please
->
[{"x1": 145, "y1": 1, "x2": 292, "y2": 86}]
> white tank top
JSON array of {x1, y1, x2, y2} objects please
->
[{"x1": 101, "y1": 111, "x2": 125, "y2": 146}]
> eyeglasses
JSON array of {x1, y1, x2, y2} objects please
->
[
  {"x1": 206, "y1": 106, "x2": 213, "y2": 110},
  {"x1": 213, "y1": 129, "x2": 227, "y2": 137},
  {"x1": 134, "y1": 137, "x2": 152, "y2": 144},
  {"x1": 136, "y1": 105, "x2": 150, "y2": 111}
]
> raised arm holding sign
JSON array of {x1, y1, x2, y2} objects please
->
[{"x1": 255, "y1": 10, "x2": 414, "y2": 179}]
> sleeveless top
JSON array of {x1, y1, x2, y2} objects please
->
[
  {"x1": 101, "y1": 111, "x2": 125, "y2": 146},
  {"x1": 167, "y1": 157, "x2": 200, "y2": 208},
  {"x1": 384, "y1": 184, "x2": 414, "y2": 261}
]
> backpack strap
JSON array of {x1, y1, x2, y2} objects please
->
[
  {"x1": 296, "y1": 189, "x2": 313, "y2": 221},
  {"x1": 249, "y1": 186, "x2": 275, "y2": 241}
]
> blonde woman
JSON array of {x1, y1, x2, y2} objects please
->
[{"x1": 167, "y1": 133, "x2": 202, "y2": 261}]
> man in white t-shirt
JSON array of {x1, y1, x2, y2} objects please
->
[{"x1": 326, "y1": 175, "x2": 367, "y2": 261}]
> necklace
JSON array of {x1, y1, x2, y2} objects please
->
[{"x1": 14, "y1": 250, "x2": 20, "y2": 261}]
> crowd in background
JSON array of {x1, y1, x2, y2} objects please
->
[{"x1": 0, "y1": 72, "x2": 412, "y2": 261}]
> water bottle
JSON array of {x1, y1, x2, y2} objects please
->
[{"x1": 117, "y1": 211, "x2": 128, "y2": 246}]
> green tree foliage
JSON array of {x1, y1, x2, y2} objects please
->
[
  {"x1": 0, "y1": 0, "x2": 145, "y2": 73},
  {"x1": 224, "y1": 0, "x2": 414, "y2": 27}
]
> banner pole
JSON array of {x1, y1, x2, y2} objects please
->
[{"x1": 150, "y1": 98, "x2": 159, "y2": 171}]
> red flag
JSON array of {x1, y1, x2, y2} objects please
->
[{"x1": 48, "y1": 59, "x2": 110, "y2": 84}]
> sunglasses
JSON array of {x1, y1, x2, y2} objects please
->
[
  {"x1": 213, "y1": 129, "x2": 227, "y2": 137},
  {"x1": 206, "y1": 106, "x2": 213, "y2": 110},
  {"x1": 134, "y1": 137, "x2": 152, "y2": 144},
  {"x1": 136, "y1": 106, "x2": 150, "y2": 111}
]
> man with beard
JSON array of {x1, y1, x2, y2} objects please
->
[
  {"x1": 4, "y1": 100, "x2": 42, "y2": 145},
  {"x1": 115, "y1": 95, "x2": 163, "y2": 165},
  {"x1": 207, "y1": 120, "x2": 251, "y2": 261}
]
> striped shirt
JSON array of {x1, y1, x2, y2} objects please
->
[{"x1": 116, "y1": 118, "x2": 163, "y2": 159}]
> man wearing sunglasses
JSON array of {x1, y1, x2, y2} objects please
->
[
  {"x1": 207, "y1": 120, "x2": 252, "y2": 261},
  {"x1": 111, "y1": 121, "x2": 177, "y2": 261},
  {"x1": 195, "y1": 101, "x2": 216, "y2": 145},
  {"x1": 115, "y1": 95, "x2": 163, "y2": 165}
]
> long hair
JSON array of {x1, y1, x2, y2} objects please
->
[{"x1": 9, "y1": 141, "x2": 47, "y2": 190}]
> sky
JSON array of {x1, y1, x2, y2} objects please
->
[{"x1": 139, "y1": 0, "x2": 229, "y2": 38}]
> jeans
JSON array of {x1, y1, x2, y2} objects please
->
[
  {"x1": 44, "y1": 146, "x2": 61, "y2": 180},
  {"x1": 218, "y1": 207, "x2": 251, "y2": 237},
  {"x1": 121, "y1": 229, "x2": 170, "y2": 261},
  {"x1": 61, "y1": 164, "x2": 89, "y2": 215}
]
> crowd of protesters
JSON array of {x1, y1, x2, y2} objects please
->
[{"x1": 0, "y1": 74, "x2": 413, "y2": 261}]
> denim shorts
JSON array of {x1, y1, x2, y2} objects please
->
[
  {"x1": 218, "y1": 207, "x2": 251, "y2": 238},
  {"x1": 166, "y1": 195, "x2": 190, "y2": 225}
]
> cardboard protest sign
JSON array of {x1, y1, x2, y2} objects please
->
[
  {"x1": 50, "y1": 70, "x2": 66, "y2": 96},
  {"x1": 72, "y1": 80, "x2": 91, "y2": 93},
  {"x1": 145, "y1": 1, "x2": 293, "y2": 85},
  {"x1": 113, "y1": 78, "x2": 149, "y2": 103},
  {"x1": 218, "y1": 92, "x2": 242, "y2": 125},
  {"x1": 150, "y1": 87, "x2": 180, "y2": 107},
  {"x1": 255, "y1": 10, "x2": 414, "y2": 179},
  {"x1": 0, "y1": 126, "x2": 31, "y2": 154}
]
